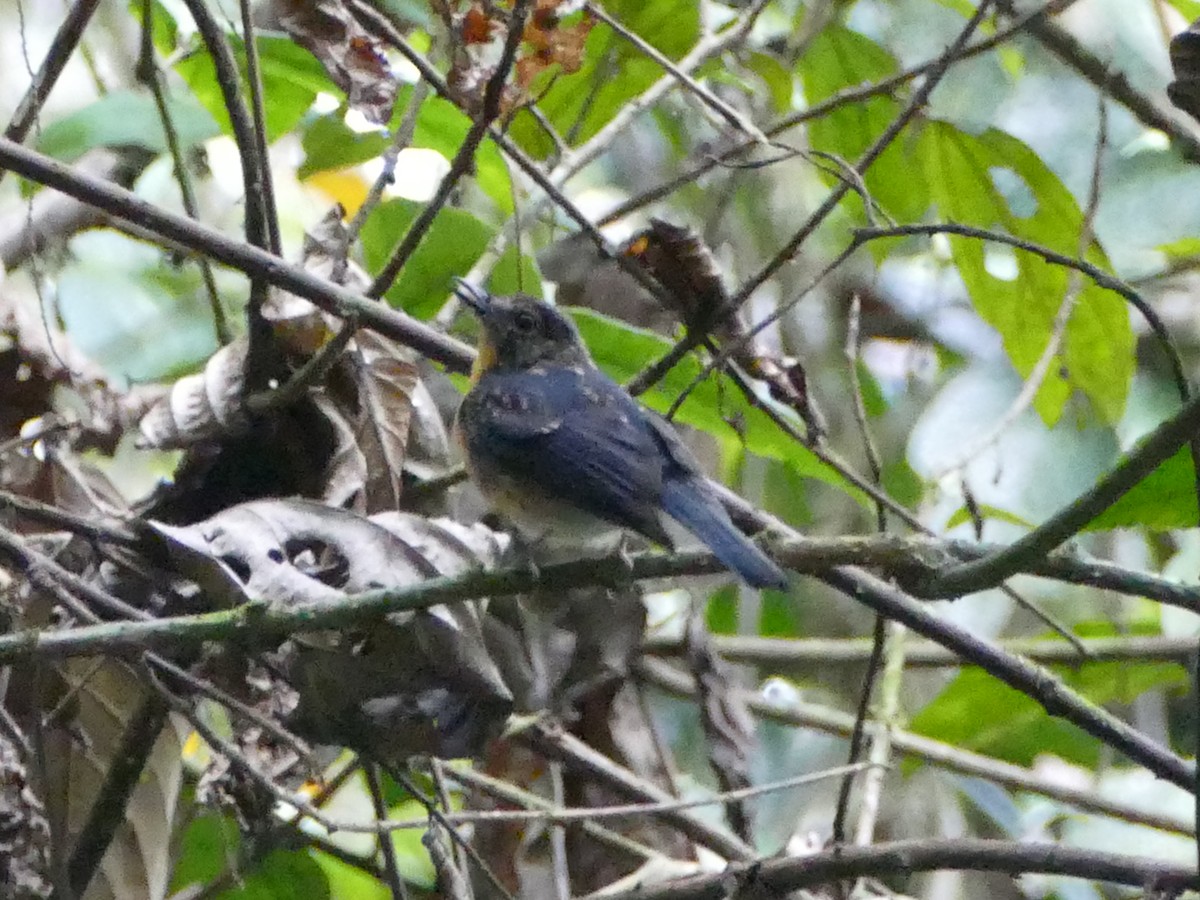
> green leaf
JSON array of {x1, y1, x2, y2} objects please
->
[
  {"x1": 569, "y1": 309, "x2": 863, "y2": 500},
  {"x1": 388, "y1": 799, "x2": 438, "y2": 889},
  {"x1": 360, "y1": 199, "x2": 495, "y2": 319},
  {"x1": 299, "y1": 113, "x2": 389, "y2": 179},
  {"x1": 170, "y1": 814, "x2": 241, "y2": 893},
  {"x1": 486, "y1": 244, "x2": 543, "y2": 298},
  {"x1": 131, "y1": 0, "x2": 180, "y2": 54},
  {"x1": 215, "y1": 849, "x2": 330, "y2": 899},
  {"x1": 706, "y1": 582, "x2": 739, "y2": 633},
  {"x1": 509, "y1": 0, "x2": 701, "y2": 156},
  {"x1": 798, "y1": 25, "x2": 927, "y2": 223},
  {"x1": 920, "y1": 122, "x2": 1134, "y2": 425},
  {"x1": 910, "y1": 656, "x2": 1187, "y2": 768},
  {"x1": 1167, "y1": 0, "x2": 1200, "y2": 20},
  {"x1": 744, "y1": 52, "x2": 794, "y2": 114},
  {"x1": 176, "y1": 35, "x2": 335, "y2": 142},
  {"x1": 1085, "y1": 446, "x2": 1199, "y2": 531},
  {"x1": 944, "y1": 503, "x2": 1035, "y2": 532},
  {"x1": 37, "y1": 89, "x2": 220, "y2": 163},
  {"x1": 311, "y1": 851, "x2": 391, "y2": 900}
]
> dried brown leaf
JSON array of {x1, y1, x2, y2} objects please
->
[
  {"x1": 275, "y1": 0, "x2": 398, "y2": 124},
  {"x1": 136, "y1": 339, "x2": 250, "y2": 450}
]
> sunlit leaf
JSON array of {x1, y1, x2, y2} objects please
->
[
  {"x1": 921, "y1": 122, "x2": 1134, "y2": 425},
  {"x1": 360, "y1": 199, "x2": 495, "y2": 319},
  {"x1": 176, "y1": 35, "x2": 336, "y2": 142},
  {"x1": 798, "y1": 24, "x2": 927, "y2": 223}
]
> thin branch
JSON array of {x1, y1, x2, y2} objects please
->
[
  {"x1": 366, "y1": 764, "x2": 411, "y2": 900},
  {"x1": 238, "y1": 0, "x2": 281, "y2": 255},
  {"x1": 451, "y1": 766, "x2": 660, "y2": 861},
  {"x1": 644, "y1": 632, "x2": 1200, "y2": 667},
  {"x1": 597, "y1": 837, "x2": 1200, "y2": 900},
  {"x1": 0, "y1": 135, "x2": 476, "y2": 372},
  {"x1": 913, "y1": 389, "x2": 1200, "y2": 597},
  {"x1": 522, "y1": 724, "x2": 756, "y2": 862},
  {"x1": 819, "y1": 564, "x2": 1194, "y2": 792},
  {"x1": 853, "y1": 222, "x2": 1189, "y2": 404},
  {"x1": 728, "y1": 2, "x2": 995, "y2": 314},
  {"x1": 180, "y1": 0, "x2": 277, "y2": 388},
  {"x1": 583, "y1": 1, "x2": 770, "y2": 143},
  {"x1": 2, "y1": 0, "x2": 104, "y2": 149},
  {"x1": 597, "y1": 0, "x2": 1082, "y2": 229},
  {"x1": 994, "y1": 0, "x2": 1200, "y2": 161},
  {"x1": 137, "y1": 0, "x2": 229, "y2": 345},
  {"x1": 65, "y1": 696, "x2": 171, "y2": 898},
  {"x1": 641, "y1": 658, "x2": 1195, "y2": 837}
]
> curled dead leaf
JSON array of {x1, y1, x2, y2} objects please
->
[
  {"x1": 274, "y1": 0, "x2": 398, "y2": 124},
  {"x1": 137, "y1": 339, "x2": 250, "y2": 450}
]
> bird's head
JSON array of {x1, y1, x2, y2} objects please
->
[{"x1": 454, "y1": 280, "x2": 589, "y2": 381}]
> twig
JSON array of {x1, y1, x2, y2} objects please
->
[
  {"x1": 344, "y1": 82, "x2": 429, "y2": 249},
  {"x1": 238, "y1": 0, "x2": 281, "y2": 256},
  {"x1": 243, "y1": 316, "x2": 359, "y2": 415},
  {"x1": 523, "y1": 724, "x2": 755, "y2": 862},
  {"x1": 180, "y1": 0, "x2": 276, "y2": 388},
  {"x1": 451, "y1": 765, "x2": 660, "y2": 861},
  {"x1": 913, "y1": 389, "x2": 1200, "y2": 597},
  {"x1": 728, "y1": 2, "x2": 995, "y2": 314},
  {"x1": 832, "y1": 293, "x2": 893, "y2": 849},
  {"x1": 548, "y1": 762, "x2": 570, "y2": 900},
  {"x1": 366, "y1": 764, "x2": 411, "y2": 900},
  {"x1": 641, "y1": 658, "x2": 1195, "y2": 837},
  {"x1": 598, "y1": 0, "x2": 1083, "y2": 229},
  {"x1": 994, "y1": 0, "x2": 1200, "y2": 161},
  {"x1": 387, "y1": 765, "x2": 516, "y2": 900},
  {"x1": 64, "y1": 696, "x2": 171, "y2": 898}
]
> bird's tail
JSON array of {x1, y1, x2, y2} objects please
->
[{"x1": 661, "y1": 478, "x2": 788, "y2": 590}]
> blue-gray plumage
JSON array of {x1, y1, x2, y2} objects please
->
[{"x1": 453, "y1": 281, "x2": 787, "y2": 590}]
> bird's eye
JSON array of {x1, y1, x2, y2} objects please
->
[{"x1": 513, "y1": 311, "x2": 538, "y2": 333}]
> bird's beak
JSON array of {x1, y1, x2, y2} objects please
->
[{"x1": 453, "y1": 278, "x2": 491, "y2": 315}]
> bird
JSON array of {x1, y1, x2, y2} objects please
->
[{"x1": 452, "y1": 280, "x2": 788, "y2": 590}]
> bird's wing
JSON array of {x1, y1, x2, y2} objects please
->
[{"x1": 470, "y1": 368, "x2": 668, "y2": 541}]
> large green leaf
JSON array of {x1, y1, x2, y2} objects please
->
[
  {"x1": 798, "y1": 24, "x2": 927, "y2": 223},
  {"x1": 176, "y1": 35, "x2": 336, "y2": 142},
  {"x1": 360, "y1": 199, "x2": 495, "y2": 319},
  {"x1": 37, "y1": 89, "x2": 220, "y2": 162},
  {"x1": 170, "y1": 814, "x2": 241, "y2": 894},
  {"x1": 909, "y1": 646, "x2": 1186, "y2": 768},
  {"x1": 569, "y1": 309, "x2": 862, "y2": 499},
  {"x1": 1086, "y1": 446, "x2": 1200, "y2": 531},
  {"x1": 921, "y1": 122, "x2": 1134, "y2": 425}
]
